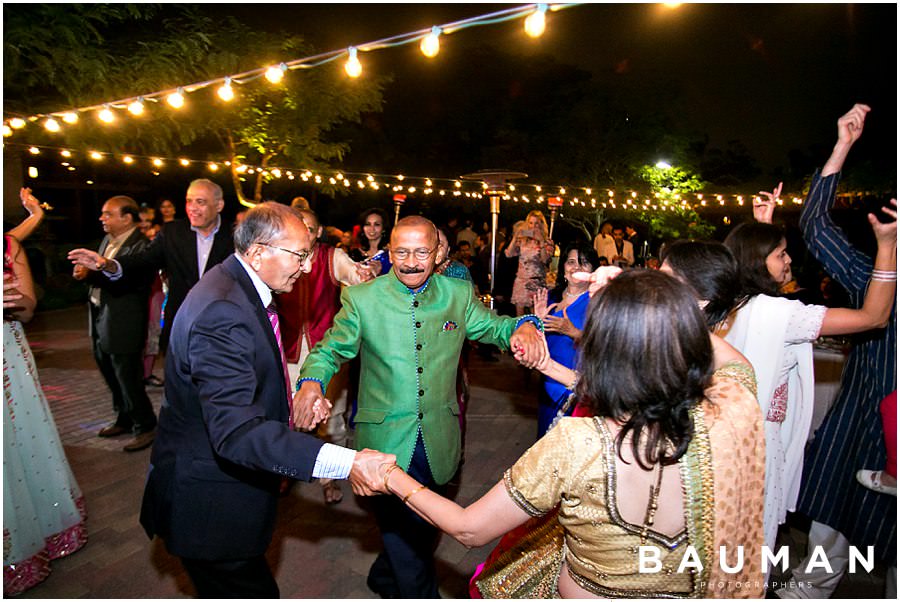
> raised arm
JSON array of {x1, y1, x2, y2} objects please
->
[
  {"x1": 7, "y1": 188, "x2": 46, "y2": 242},
  {"x1": 799, "y1": 104, "x2": 877, "y2": 293}
]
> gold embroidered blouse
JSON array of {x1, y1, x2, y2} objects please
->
[{"x1": 503, "y1": 362, "x2": 764, "y2": 598}]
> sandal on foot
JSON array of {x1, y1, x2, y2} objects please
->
[{"x1": 856, "y1": 469, "x2": 897, "y2": 496}]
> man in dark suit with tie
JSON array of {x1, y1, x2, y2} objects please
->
[
  {"x1": 73, "y1": 195, "x2": 158, "y2": 451},
  {"x1": 139, "y1": 202, "x2": 393, "y2": 598},
  {"x1": 69, "y1": 178, "x2": 233, "y2": 350}
]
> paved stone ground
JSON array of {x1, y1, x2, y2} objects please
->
[{"x1": 15, "y1": 305, "x2": 889, "y2": 598}]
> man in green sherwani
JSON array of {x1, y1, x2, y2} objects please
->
[{"x1": 294, "y1": 216, "x2": 545, "y2": 598}]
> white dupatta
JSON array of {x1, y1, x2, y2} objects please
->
[{"x1": 718, "y1": 294, "x2": 816, "y2": 550}]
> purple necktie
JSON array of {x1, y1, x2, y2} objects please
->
[{"x1": 266, "y1": 303, "x2": 294, "y2": 429}]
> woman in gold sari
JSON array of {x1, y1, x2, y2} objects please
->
[{"x1": 373, "y1": 270, "x2": 766, "y2": 598}]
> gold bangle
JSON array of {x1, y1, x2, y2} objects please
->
[
  {"x1": 402, "y1": 484, "x2": 427, "y2": 505},
  {"x1": 382, "y1": 464, "x2": 400, "y2": 493}
]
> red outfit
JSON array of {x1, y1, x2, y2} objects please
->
[
  {"x1": 882, "y1": 391, "x2": 897, "y2": 478},
  {"x1": 277, "y1": 244, "x2": 341, "y2": 363}
]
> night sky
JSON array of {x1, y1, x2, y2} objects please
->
[{"x1": 215, "y1": 3, "x2": 897, "y2": 178}]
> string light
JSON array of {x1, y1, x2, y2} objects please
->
[
  {"x1": 127, "y1": 98, "x2": 145, "y2": 116},
  {"x1": 217, "y1": 78, "x2": 235, "y2": 102},
  {"x1": 89, "y1": 150, "x2": 103, "y2": 160},
  {"x1": 344, "y1": 47, "x2": 362, "y2": 78},
  {"x1": 420, "y1": 27, "x2": 442, "y2": 58},
  {"x1": 265, "y1": 63, "x2": 287, "y2": 84},
  {"x1": 28, "y1": 146, "x2": 40, "y2": 155},
  {"x1": 98, "y1": 106, "x2": 115, "y2": 123},
  {"x1": 524, "y1": 4, "x2": 548, "y2": 38},
  {"x1": 61, "y1": 112, "x2": 79, "y2": 124},
  {"x1": 167, "y1": 88, "x2": 185, "y2": 109},
  {"x1": 60, "y1": 150, "x2": 72, "y2": 157},
  {"x1": 9, "y1": 117, "x2": 26, "y2": 129},
  {"x1": 3, "y1": 125, "x2": 14, "y2": 137},
  {"x1": 122, "y1": 155, "x2": 134, "y2": 164},
  {"x1": 152, "y1": 158, "x2": 164, "y2": 167},
  {"x1": 179, "y1": 158, "x2": 190, "y2": 166},
  {"x1": 43, "y1": 118, "x2": 60, "y2": 132},
  {"x1": 28, "y1": 167, "x2": 38, "y2": 178}
]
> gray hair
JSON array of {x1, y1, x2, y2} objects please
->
[
  {"x1": 188, "y1": 178, "x2": 223, "y2": 201},
  {"x1": 233, "y1": 202, "x2": 306, "y2": 253}
]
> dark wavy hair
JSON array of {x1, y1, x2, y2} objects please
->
[
  {"x1": 355, "y1": 207, "x2": 389, "y2": 250},
  {"x1": 576, "y1": 270, "x2": 714, "y2": 469},
  {"x1": 723, "y1": 222, "x2": 784, "y2": 299},
  {"x1": 551, "y1": 242, "x2": 599, "y2": 300},
  {"x1": 660, "y1": 240, "x2": 741, "y2": 328}
]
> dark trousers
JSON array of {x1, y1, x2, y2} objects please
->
[
  {"x1": 368, "y1": 435, "x2": 444, "y2": 598},
  {"x1": 92, "y1": 333, "x2": 157, "y2": 434},
  {"x1": 181, "y1": 555, "x2": 278, "y2": 598}
]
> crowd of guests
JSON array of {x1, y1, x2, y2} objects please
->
[{"x1": 3, "y1": 104, "x2": 896, "y2": 599}]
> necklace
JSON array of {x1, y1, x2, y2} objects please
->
[
  {"x1": 564, "y1": 288, "x2": 583, "y2": 298},
  {"x1": 639, "y1": 464, "x2": 664, "y2": 544}
]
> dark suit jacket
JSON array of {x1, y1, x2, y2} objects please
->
[
  {"x1": 116, "y1": 218, "x2": 233, "y2": 346},
  {"x1": 139, "y1": 255, "x2": 324, "y2": 560},
  {"x1": 85, "y1": 228, "x2": 154, "y2": 354}
]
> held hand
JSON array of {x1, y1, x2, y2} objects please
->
[
  {"x1": 753, "y1": 182, "x2": 781, "y2": 224},
  {"x1": 355, "y1": 261, "x2": 378, "y2": 282},
  {"x1": 513, "y1": 330, "x2": 550, "y2": 372},
  {"x1": 836, "y1": 104, "x2": 871, "y2": 147},
  {"x1": 869, "y1": 199, "x2": 898, "y2": 246},
  {"x1": 292, "y1": 380, "x2": 331, "y2": 430},
  {"x1": 571, "y1": 266, "x2": 623, "y2": 297},
  {"x1": 510, "y1": 322, "x2": 548, "y2": 370},
  {"x1": 67, "y1": 248, "x2": 104, "y2": 272},
  {"x1": 349, "y1": 449, "x2": 397, "y2": 496},
  {"x1": 72, "y1": 265, "x2": 89, "y2": 281}
]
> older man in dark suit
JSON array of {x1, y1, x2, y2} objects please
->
[
  {"x1": 138, "y1": 202, "x2": 392, "y2": 598},
  {"x1": 73, "y1": 195, "x2": 158, "y2": 451},
  {"x1": 69, "y1": 178, "x2": 233, "y2": 350}
]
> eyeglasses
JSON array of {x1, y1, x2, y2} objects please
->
[
  {"x1": 391, "y1": 247, "x2": 437, "y2": 261},
  {"x1": 259, "y1": 243, "x2": 311, "y2": 264}
]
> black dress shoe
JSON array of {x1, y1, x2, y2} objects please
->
[
  {"x1": 123, "y1": 430, "x2": 155, "y2": 452},
  {"x1": 98, "y1": 423, "x2": 130, "y2": 438}
]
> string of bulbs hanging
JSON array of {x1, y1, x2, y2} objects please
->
[{"x1": 3, "y1": 4, "x2": 570, "y2": 137}]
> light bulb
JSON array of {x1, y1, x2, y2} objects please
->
[
  {"x1": 128, "y1": 99, "x2": 145, "y2": 116},
  {"x1": 420, "y1": 27, "x2": 441, "y2": 58},
  {"x1": 152, "y1": 158, "x2": 164, "y2": 167},
  {"x1": 218, "y1": 78, "x2": 235, "y2": 101},
  {"x1": 265, "y1": 64, "x2": 286, "y2": 84},
  {"x1": 3, "y1": 125, "x2": 12, "y2": 137},
  {"x1": 62, "y1": 112, "x2": 79, "y2": 124},
  {"x1": 524, "y1": 4, "x2": 547, "y2": 38},
  {"x1": 89, "y1": 151, "x2": 103, "y2": 160},
  {"x1": 122, "y1": 155, "x2": 134, "y2": 164},
  {"x1": 344, "y1": 47, "x2": 362, "y2": 78},
  {"x1": 44, "y1": 118, "x2": 60, "y2": 132},
  {"x1": 208, "y1": 162, "x2": 218, "y2": 171},
  {"x1": 167, "y1": 89, "x2": 185, "y2": 109},
  {"x1": 28, "y1": 166, "x2": 38, "y2": 178},
  {"x1": 179, "y1": 158, "x2": 190, "y2": 166},
  {"x1": 9, "y1": 117, "x2": 26, "y2": 129},
  {"x1": 28, "y1": 147, "x2": 40, "y2": 155},
  {"x1": 98, "y1": 106, "x2": 115, "y2": 123},
  {"x1": 60, "y1": 150, "x2": 72, "y2": 157}
]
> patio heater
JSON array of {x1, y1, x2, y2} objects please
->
[
  {"x1": 460, "y1": 169, "x2": 527, "y2": 309},
  {"x1": 392, "y1": 194, "x2": 406, "y2": 226},
  {"x1": 547, "y1": 195, "x2": 563, "y2": 239}
]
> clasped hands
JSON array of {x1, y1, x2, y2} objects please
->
[{"x1": 292, "y1": 380, "x2": 333, "y2": 431}]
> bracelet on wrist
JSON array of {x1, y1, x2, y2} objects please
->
[
  {"x1": 402, "y1": 484, "x2": 428, "y2": 505},
  {"x1": 382, "y1": 464, "x2": 400, "y2": 493}
]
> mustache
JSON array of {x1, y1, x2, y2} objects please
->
[{"x1": 399, "y1": 267, "x2": 425, "y2": 274}]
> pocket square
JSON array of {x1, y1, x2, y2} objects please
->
[{"x1": 442, "y1": 320, "x2": 458, "y2": 331}]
